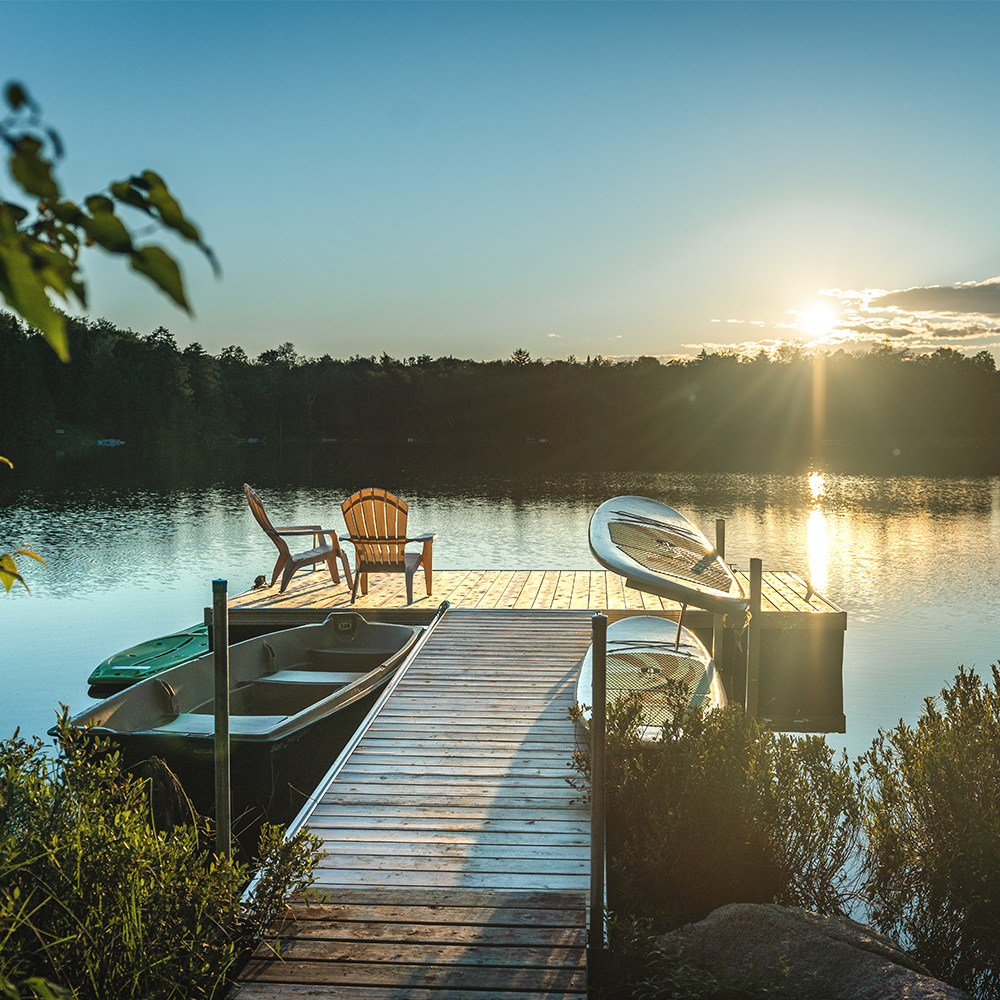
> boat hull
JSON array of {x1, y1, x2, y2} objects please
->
[
  {"x1": 88, "y1": 623, "x2": 210, "y2": 696},
  {"x1": 66, "y1": 611, "x2": 423, "y2": 827}
]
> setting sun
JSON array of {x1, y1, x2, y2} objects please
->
[{"x1": 800, "y1": 306, "x2": 838, "y2": 339}]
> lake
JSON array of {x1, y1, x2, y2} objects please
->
[{"x1": 3, "y1": 454, "x2": 999, "y2": 765}]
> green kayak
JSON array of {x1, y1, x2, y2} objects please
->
[{"x1": 88, "y1": 623, "x2": 209, "y2": 696}]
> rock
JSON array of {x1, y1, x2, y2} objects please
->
[{"x1": 659, "y1": 903, "x2": 971, "y2": 1000}]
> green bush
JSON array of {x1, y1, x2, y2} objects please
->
[
  {"x1": 858, "y1": 664, "x2": 1000, "y2": 997},
  {"x1": 569, "y1": 686, "x2": 862, "y2": 931},
  {"x1": 0, "y1": 714, "x2": 322, "y2": 999}
]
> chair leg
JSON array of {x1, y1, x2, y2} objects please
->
[
  {"x1": 422, "y1": 542, "x2": 433, "y2": 596},
  {"x1": 325, "y1": 554, "x2": 341, "y2": 586},
  {"x1": 270, "y1": 554, "x2": 286, "y2": 588},
  {"x1": 339, "y1": 551, "x2": 354, "y2": 591},
  {"x1": 404, "y1": 567, "x2": 414, "y2": 606},
  {"x1": 279, "y1": 561, "x2": 298, "y2": 593}
]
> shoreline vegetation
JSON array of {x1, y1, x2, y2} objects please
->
[
  {"x1": 3, "y1": 312, "x2": 1000, "y2": 475},
  {"x1": 0, "y1": 715, "x2": 322, "y2": 1000},
  {"x1": 573, "y1": 666, "x2": 1000, "y2": 1000}
]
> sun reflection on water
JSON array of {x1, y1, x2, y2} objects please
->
[
  {"x1": 806, "y1": 472, "x2": 828, "y2": 593},
  {"x1": 808, "y1": 470, "x2": 826, "y2": 502}
]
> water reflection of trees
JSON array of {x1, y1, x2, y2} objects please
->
[{"x1": 4, "y1": 313, "x2": 1000, "y2": 476}]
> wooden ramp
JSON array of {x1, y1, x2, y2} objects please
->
[{"x1": 233, "y1": 609, "x2": 593, "y2": 999}]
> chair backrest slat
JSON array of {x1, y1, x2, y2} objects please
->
[
  {"x1": 342, "y1": 488, "x2": 409, "y2": 568},
  {"x1": 244, "y1": 483, "x2": 291, "y2": 559}
]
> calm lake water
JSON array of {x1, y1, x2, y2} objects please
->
[{"x1": 3, "y1": 457, "x2": 999, "y2": 765}]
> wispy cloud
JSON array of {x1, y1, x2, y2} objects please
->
[
  {"x1": 817, "y1": 277, "x2": 1000, "y2": 350},
  {"x1": 868, "y1": 279, "x2": 1000, "y2": 317},
  {"x1": 696, "y1": 277, "x2": 1000, "y2": 360}
]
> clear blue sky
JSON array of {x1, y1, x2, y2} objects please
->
[{"x1": 3, "y1": 1, "x2": 999, "y2": 362}]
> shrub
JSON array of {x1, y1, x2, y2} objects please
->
[
  {"x1": 858, "y1": 664, "x2": 1000, "y2": 997},
  {"x1": 0, "y1": 713, "x2": 322, "y2": 999},
  {"x1": 569, "y1": 686, "x2": 862, "y2": 931}
]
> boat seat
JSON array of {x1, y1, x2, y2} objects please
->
[
  {"x1": 255, "y1": 670, "x2": 368, "y2": 686},
  {"x1": 153, "y1": 714, "x2": 290, "y2": 736}
]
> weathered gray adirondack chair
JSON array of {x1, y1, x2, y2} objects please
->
[{"x1": 244, "y1": 483, "x2": 353, "y2": 594}]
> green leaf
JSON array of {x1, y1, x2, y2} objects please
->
[
  {"x1": 0, "y1": 237, "x2": 70, "y2": 360},
  {"x1": 0, "y1": 553, "x2": 28, "y2": 593},
  {"x1": 81, "y1": 203, "x2": 133, "y2": 254},
  {"x1": 48, "y1": 199, "x2": 85, "y2": 228},
  {"x1": 129, "y1": 244, "x2": 189, "y2": 312},
  {"x1": 0, "y1": 199, "x2": 29, "y2": 224},
  {"x1": 110, "y1": 179, "x2": 151, "y2": 214},
  {"x1": 84, "y1": 194, "x2": 114, "y2": 215},
  {"x1": 139, "y1": 170, "x2": 202, "y2": 243},
  {"x1": 4, "y1": 81, "x2": 30, "y2": 111},
  {"x1": 9, "y1": 136, "x2": 60, "y2": 200}
]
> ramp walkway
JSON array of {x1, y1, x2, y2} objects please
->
[{"x1": 233, "y1": 608, "x2": 593, "y2": 999}]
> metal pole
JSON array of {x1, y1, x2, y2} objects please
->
[
  {"x1": 212, "y1": 578, "x2": 231, "y2": 859},
  {"x1": 746, "y1": 558, "x2": 763, "y2": 721},
  {"x1": 674, "y1": 603, "x2": 686, "y2": 651},
  {"x1": 713, "y1": 519, "x2": 726, "y2": 676},
  {"x1": 589, "y1": 613, "x2": 607, "y2": 985}
]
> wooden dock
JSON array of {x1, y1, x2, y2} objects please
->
[
  {"x1": 226, "y1": 566, "x2": 838, "y2": 617},
  {"x1": 228, "y1": 567, "x2": 846, "y2": 998},
  {"x1": 233, "y1": 609, "x2": 592, "y2": 999},
  {"x1": 221, "y1": 567, "x2": 847, "y2": 734}
]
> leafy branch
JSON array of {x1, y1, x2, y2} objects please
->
[
  {"x1": 0, "y1": 81, "x2": 218, "y2": 361},
  {"x1": 0, "y1": 456, "x2": 45, "y2": 593}
]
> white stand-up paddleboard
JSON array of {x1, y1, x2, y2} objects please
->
[
  {"x1": 576, "y1": 615, "x2": 726, "y2": 740},
  {"x1": 589, "y1": 495, "x2": 749, "y2": 617}
]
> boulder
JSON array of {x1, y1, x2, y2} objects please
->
[{"x1": 659, "y1": 903, "x2": 970, "y2": 1000}]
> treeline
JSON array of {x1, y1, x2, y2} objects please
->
[{"x1": 4, "y1": 310, "x2": 1000, "y2": 472}]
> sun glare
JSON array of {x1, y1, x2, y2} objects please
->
[
  {"x1": 800, "y1": 305, "x2": 837, "y2": 339},
  {"x1": 808, "y1": 471, "x2": 826, "y2": 502},
  {"x1": 806, "y1": 508, "x2": 829, "y2": 595}
]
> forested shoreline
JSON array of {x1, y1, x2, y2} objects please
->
[{"x1": 4, "y1": 311, "x2": 1000, "y2": 473}]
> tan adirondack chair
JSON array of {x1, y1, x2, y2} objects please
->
[
  {"x1": 244, "y1": 484, "x2": 353, "y2": 594},
  {"x1": 340, "y1": 488, "x2": 436, "y2": 605}
]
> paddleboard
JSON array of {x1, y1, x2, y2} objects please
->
[
  {"x1": 87, "y1": 623, "x2": 209, "y2": 696},
  {"x1": 589, "y1": 495, "x2": 749, "y2": 617},
  {"x1": 576, "y1": 615, "x2": 727, "y2": 740}
]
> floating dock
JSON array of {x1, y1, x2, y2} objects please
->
[{"x1": 222, "y1": 567, "x2": 847, "y2": 734}]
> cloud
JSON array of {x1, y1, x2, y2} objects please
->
[{"x1": 869, "y1": 278, "x2": 1000, "y2": 317}]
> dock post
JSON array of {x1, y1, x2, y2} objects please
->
[
  {"x1": 713, "y1": 519, "x2": 726, "y2": 670},
  {"x1": 589, "y1": 613, "x2": 608, "y2": 989},
  {"x1": 746, "y1": 558, "x2": 762, "y2": 721},
  {"x1": 212, "y1": 579, "x2": 232, "y2": 860}
]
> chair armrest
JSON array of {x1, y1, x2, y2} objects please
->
[
  {"x1": 273, "y1": 525, "x2": 325, "y2": 535},
  {"x1": 407, "y1": 532, "x2": 437, "y2": 542}
]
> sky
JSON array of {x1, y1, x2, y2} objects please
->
[{"x1": 3, "y1": 1, "x2": 1000, "y2": 364}]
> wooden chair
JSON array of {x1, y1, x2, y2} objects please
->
[
  {"x1": 340, "y1": 488, "x2": 436, "y2": 605},
  {"x1": 244, "y1": 484, "x2": 353, "y2": 594}
]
